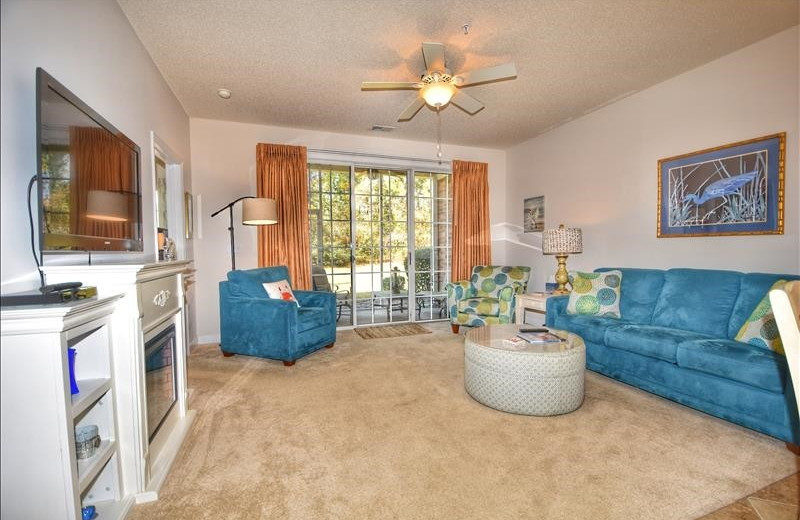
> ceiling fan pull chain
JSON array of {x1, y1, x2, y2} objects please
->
[{"x1": 436, "y1": 107, "x2": 443, "y2": 161}]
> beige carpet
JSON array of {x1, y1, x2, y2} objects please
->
[
  {"x1": 354, "y1": 322, "x2": 431, "y2": 339},
  {"x1": 129, "y1": 322, "x2": 799, "y2": 520}
]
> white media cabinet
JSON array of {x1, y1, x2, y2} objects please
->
[
  {"x1": 43, "y1": 261, "x2": 196, "y2": 504},
  {"x1": 1, "y1": 295, "x2": 132, "y2": 519}
]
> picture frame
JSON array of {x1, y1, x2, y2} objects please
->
[
  {"x1": 657, "y1": 133, "x2": 785, "y2": 238},
  {"x1": 523, "y1": 195, "x2": 545, "y2": 233},
  {"x1": 184, "y1": 192, "x2": 194, "y2": 239}
]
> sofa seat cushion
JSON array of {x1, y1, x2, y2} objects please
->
[
  {"x1": 676, "y1": 339, "x2": 787, "y2": 393},
  {"x1": 552, "y1": 313, "x2": 619, "y2": 345},
  {"x1": 297, "y1": 306, "x2": 331, "y2": 333},
  {"x1": 457, "y1": 297, "x2": 500, "y2": 317},
  {"x1": 604, "y1": 325, "x2": 712, "y2": 364}
]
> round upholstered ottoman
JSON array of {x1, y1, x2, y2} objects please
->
[{"x1": 464, "y1": 324, "x2": 586, "y2": 416}]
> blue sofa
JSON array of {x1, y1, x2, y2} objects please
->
[
  {"x1": 219, "y1": 266, "x2": 337, "y2": 365},
  {"x1": 545, "y1": 267, "x2": 800, "y2": 443}
]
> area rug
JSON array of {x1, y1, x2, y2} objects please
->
[
  {"x1": 128, "y1": 322, "x2": 798, "y2": 520},
  {"x1": 354, "y1": 322, "x2": 431, "y2": 339}
]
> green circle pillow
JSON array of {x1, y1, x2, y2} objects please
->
[{"x1": 566, "y1": 270, "x2": 622, "y2": 319}]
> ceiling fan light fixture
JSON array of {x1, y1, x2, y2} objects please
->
[{"x1": 421, "y1": 81, "x2": 456, "y2": 107}]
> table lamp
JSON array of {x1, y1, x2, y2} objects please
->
[{"x1": 542, "y1": 224, "x2": 582, "y2": 294}]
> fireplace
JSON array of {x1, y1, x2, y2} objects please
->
[{"x1": 143, "y1": 320, "x2": 177, "y2": 441}]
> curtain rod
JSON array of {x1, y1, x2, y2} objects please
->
[{"x1": 307, "y1": 148, "x2": 452, "y2": 166}]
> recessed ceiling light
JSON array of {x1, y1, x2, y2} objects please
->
[{"x1": 217, "y1": 88, "x2": 232, "y2": 99}]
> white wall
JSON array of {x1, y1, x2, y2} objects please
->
[
  {"x1": 0, "y1": 0, "x2": 191, "y2": 292},
  {"x1": 506, "y1": 26, "x2": 800, "y2": 292},
  {"x1": 190, "y1": 118, "x2": 506, "y2": 342}
]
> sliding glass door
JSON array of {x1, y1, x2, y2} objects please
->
[
  {"x1": 309, "y1": 165, "x2": 354, "y2": 325},
  {"x1": 308, "y1": 163, "x2": 452, "y2": 327},
  {"x1": 353, "y1": 168, "x2": 409, "y2": 325}
]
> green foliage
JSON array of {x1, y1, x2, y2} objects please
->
[{"x1": 405, "y1": 248, "x2": 432, "y2": 293}]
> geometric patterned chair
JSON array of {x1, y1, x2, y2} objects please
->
[{"x1": 446, "y1": 265, "x2": 531, "y2": 333}]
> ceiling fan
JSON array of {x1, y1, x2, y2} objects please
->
[{"x1": 361, "y1": 42, "x2": 517, "y2": 121}]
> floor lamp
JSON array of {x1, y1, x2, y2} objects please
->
[{"x1": 211, "y1": 196, "x2": 277, "y2": 270}]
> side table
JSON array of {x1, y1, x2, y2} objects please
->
[{"x1": 515, "y1": 292, "x2": 553, "y2": 325}]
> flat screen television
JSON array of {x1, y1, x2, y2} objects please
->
[{"x1": 36, "y1": 67, "x2": 143, "y2": 254}]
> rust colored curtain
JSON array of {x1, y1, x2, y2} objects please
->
[
  {"x1": 70, "y1": 126, "x2": 134, "y2": 238},
  {"x1": 256, "y1": 143, "x2": 312, "y2": 290},
  {"x1": 451, "y1": 159, "x2": 491, "y2": 281}
]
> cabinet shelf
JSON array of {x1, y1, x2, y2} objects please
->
[
  {"x1": 71, "y1": 379, "x2": 111, "y2": 418},
  {"x1": 77, "y1": 439, "x2": 116, "y2": 493}
]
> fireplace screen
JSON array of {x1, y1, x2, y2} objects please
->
[{"x1": 144, "y1": 322, "x2": 177, "y2": 441}]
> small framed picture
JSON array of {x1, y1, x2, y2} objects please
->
[
  {"x1": 657, "y1": 133, "x2": 785, "y2": 237},
  {"x1": 524, "y1": 196, "x2": 545, "y2": 233}
]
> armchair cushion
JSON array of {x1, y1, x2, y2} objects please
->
[
  {"x1": 228, "y1": 266, "x2": 291, "y2": 297},
  {"x1": 457, "y1": 297, "x2": 501, "y2": 317}
]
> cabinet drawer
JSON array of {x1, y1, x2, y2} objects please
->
[{"x1": 140, "y1": 275, "x2": 179, "y2": 330}]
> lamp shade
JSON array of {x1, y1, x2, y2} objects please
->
[
  {"x1": 421, "y1": 82, "x2": 456, "y2": 107},
  {"x1": 242, "y1": 197, "x2": 277, "y2": 225},
  {"x1": 542, "y1": 224, "x2": 582, "y2": 255},
  {"x1": 86, "y1": 190, "x2": 128, "y2": 222}
]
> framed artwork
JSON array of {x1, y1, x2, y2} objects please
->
[
  {"x1": 524, "y1": 196, "x2": 545, "y2": 232},
  {"x1": 657, "y1": 133, "x2": 785, "y2": 237},
  {"x1": 184, "y1": 192, "x2": 194, "y2": 239}
]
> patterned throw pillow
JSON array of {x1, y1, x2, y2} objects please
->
[
  {"x1": 566, "y1": 270, "x2": 622, "y2": 319},
  {"x1": 262, "y1": 280, "x2": 300, "y2": 307},
  {"x1": 735, "y1": 280, "x2": 787, "y2": 354}
]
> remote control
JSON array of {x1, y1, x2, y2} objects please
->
[{"x1": 519, "y1": 327, "x2": 548, "y2": 333}]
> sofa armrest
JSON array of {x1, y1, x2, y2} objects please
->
[{"x1": 545, "y1": 295, "x2": 569, "y2": 327}]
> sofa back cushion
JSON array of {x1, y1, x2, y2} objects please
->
[
  {"x1": 595, "y1": 268, "x2": 665, "y2": 324},
  {"x1": 651, "y1": 268, "x2": 741, "y2": 337},
  {"x1": 728, "y1": 272, "x2": 800, "y2": 340},
  {"x1": 227, "y1": 266, "x2": 292, "y2": 298}
]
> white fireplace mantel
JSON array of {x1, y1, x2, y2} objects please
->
[{"x1": 43, "y1": 261, "x2": 196, "y2": 503}]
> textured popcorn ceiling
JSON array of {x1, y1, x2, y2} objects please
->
[{"x1": 117, "y1": 0, "x2": 798, "y2": 149}]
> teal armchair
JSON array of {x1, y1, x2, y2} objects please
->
[
  {"x1": 219, "y1": 266, "x2": 336, "y2": 366},
  {"x1": 445, "y1": 265, "x2": 531, "y2": 333}
]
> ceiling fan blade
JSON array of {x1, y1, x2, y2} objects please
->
[
  {"x1": 422, "y1": 42, "x2": 446, "y2": 73},
  {"x1": 397, "y1": 96, "x2": 425, "y2": 121},
  {"x1": 456, "y1": 62, "x2": 517, "y2": 86},
  {"x1": 361, "y1": 81, "x2": 420, "y2": 90},
  {"x1": 450, "y1": 90, "x2": 484, "y2": 115}
]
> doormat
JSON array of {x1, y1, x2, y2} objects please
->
[{"x1": 355, "y1": 323, "x2": 432, "y2": 340}]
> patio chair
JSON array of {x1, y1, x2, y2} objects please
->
[{"x1": 311, "y1": 265, "x2": 352, "y2": 321}]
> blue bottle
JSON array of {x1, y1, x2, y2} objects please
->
[{"x1": 68, "y1": 347, "x2": 79, "y2": 395}]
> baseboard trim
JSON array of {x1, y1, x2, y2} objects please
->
[{"x1": 197, "y1": 334, "x2": 220, "y2": 344}]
